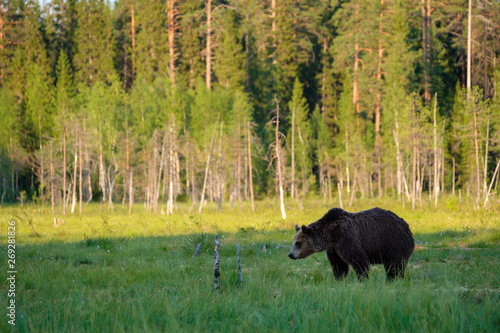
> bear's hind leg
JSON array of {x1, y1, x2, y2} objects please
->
[
  {"x1": 326, "y1": 248, "x2": 349, "y2": 280},
  {"x1": 352, "y1": 261, "x2": 370, "y2": 281},
  {"x1": 383, "y1": 260, "x2": 406, "y2": 281}
]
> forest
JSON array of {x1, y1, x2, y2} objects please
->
[{"x1": 0, "y1": 0, "x2": 499, "y2": 213}]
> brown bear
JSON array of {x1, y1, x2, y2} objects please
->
[{"x1": 288, "y1": 207, "x2": 414, "y2": 281}]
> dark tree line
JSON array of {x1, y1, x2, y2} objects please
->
[{"x1": 0, "y1": 0, "x2": 499, "y2": 213}]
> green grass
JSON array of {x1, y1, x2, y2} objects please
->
[{"x1": 1, "y1": 198, "x2": 499, "y2": 332}]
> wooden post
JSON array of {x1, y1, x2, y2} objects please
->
[
  {"x1": 213, "y1": 234, "x2": 220, "y2": 290},
  {"x1": 236, "y1": 241, "x2": 242, "y2": 283},
  {"x1": 194, "y1": 243, "x2": 202, "y2": 256}
]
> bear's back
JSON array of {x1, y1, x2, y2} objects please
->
[{"x1": 349, "y1": 208, "x2": 414, "y2": 261}]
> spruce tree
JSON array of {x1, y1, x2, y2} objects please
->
[
  {"x1": 73, "y1": 0, "x2": 116, "y2": 86},
  {"x1": 213, "y1": 9, "x2": 245, "y2": 90},
  {"x1": 134, "y1": 0, "x2": 168, "y2": 82}
]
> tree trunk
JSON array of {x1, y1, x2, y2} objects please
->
[
  {"x1": 428, "y1": 158, "x2": 432, "y2": 207},
  {"x1": 452, "y1": 157, "x2": 455, "y2": 196},
  {"x1": 353, "y1": 6, "x2": 360, "y2": 124},
  {"x1": 472, "y1": 95, "x2": 480, "y2": 207},
  {"x1": 39, "y1": 112, "x2": 44, "y2": 203},
  {"x1": 245, "y1": 12, "x2": 250, "y2": 90},
  {"x1": 421, "y1": 0, "x2": 430, "y2": 103},
  {"x1": 349, "y1": 169, "x2": 357, "y2": 207},
  {"x1": 375, "y1": 0, "x2": 383, "y2": 198},
  {"x1": 206, "y1": 0, "x2": 212, "y2": 89},
  {"x1": 231, "y1": 119, "x2": 241, "y2": 209},
  {"x1": 291, "y1": 106, "x2": 295, "y2": 200},
  {"x1": 433, "y1": 93, "x2": 439, "y2": 206},
  {"x1": 156, "y1": 130, "x2": 167, "y2": 212},
  {"x1": 71, "y1": 140, "x2": 78, "y2": 214},
  {"x1": 345, "y1": 126, "x2": 350, "y2": 194},
  {"x1": 99, "y1": 142, "x2": 106, "y2": 204},
  {"x1": 168, "y1": 0, "x2": 176, "y2": 86},
  {"x1": 483, "y1": 115, "x2": 490, "y2": 197},
  {"x1": 199, "y1": 117, "x2": 218, "y2": 213},
  {"x1": 247, "y1": 121, "x2": 254, "y2": 212},
  {"x1": 125, "y1": 118, "x2": 132, "y2": 213},
  {"x1": 393, "y1": 121, "x2": 402, "y2": 198},
  {"x1": 218, "y1": 122, "x2": 224, "y2": 211},
  {"x1": 275, "y1": 96, "x2": 286, "y2": 220},
  {"x1": 271, "y1": 0, "x2": 276, "y2": 64},
  {"x1": 129, "y1": 171, "x2": 133, "y2": 213},
  {"x1": 483, "y1": 159, "x2": 500, "y2": 208},
  {"x1": 328, "y1": 169, "x2": 332, "y2": 204},
  {"x1": 79, "y1": 130, "x2": 82, "y2": 214},
  {"x1": 467, "y1": 0, "x2": 472, "y2": 91},
  {"x1": 50, "y1": 141, "x2": 54, "y2": 213},
  {"x1": 131, "y1": 0, "x2": 136, "y2": 80},
  {"x1": 321, "y1": 38, "x2": 327, "y2": 113},
  {"x1": 412, "y1": 104, "x2": 417, "y2": 210},
  {"x1": 167, "y1": 121, "x2": 175, "y2": 214},
  {"x1": 83, "y1": 116, "x2": 92, "y2": 203},
  {"x1": 483, "y1": 20, "x2": 487, "y2": 100},
  {"x1": 63, "y1": 114, "x2": 67, "y2": 214}
]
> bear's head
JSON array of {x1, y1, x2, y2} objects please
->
[{"x1": 288, "y1": 224, "x2": 315, "y2": 260}]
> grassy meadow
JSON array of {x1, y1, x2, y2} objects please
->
[{"x1": 1, "y1": 197, "x2": 499, "y2": 332}]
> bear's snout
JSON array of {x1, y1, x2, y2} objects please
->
[{"x1": 288, "y1": 253, "x2": 296, "y2": 260}]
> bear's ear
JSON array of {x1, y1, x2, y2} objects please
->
[
  {"x1": 295, "y1": 224, "x2": 300, "y2": 232},
  {"x1": 301, "y1": 225, "x2": 310, "y2": 234}
]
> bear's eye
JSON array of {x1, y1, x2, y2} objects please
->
[{"x1": 295, "y1": 242, "x2": 301, "y2": 247}]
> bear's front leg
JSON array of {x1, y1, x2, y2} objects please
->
[
  {"x1": 326, "y1": 248, "x2": 349, "y2": 280},
  {"x1": 335, "y1": 242, "x2": 370, "y2": 281}
]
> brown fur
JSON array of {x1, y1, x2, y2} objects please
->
[{"x1": 289, "y1": 207, "x2": 415, "y2": 281}]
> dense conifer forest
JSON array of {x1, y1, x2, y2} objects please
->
[{"x1": 0, "y1": 0, "x2": 499, "y2": 212}]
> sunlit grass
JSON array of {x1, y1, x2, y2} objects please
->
[{"x1": 0, "y1": 197, "x2": 499, "y2": 332}]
